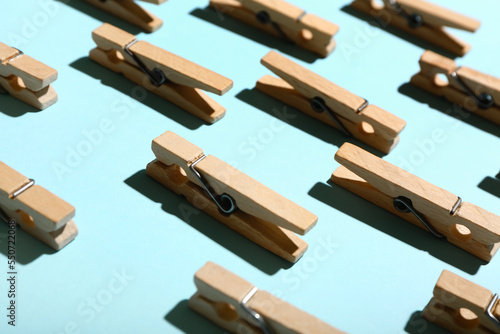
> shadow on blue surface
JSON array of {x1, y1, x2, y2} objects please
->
[
  {"x1": 405, "y1": 311, "x2": 452, "y2": 334},
  {"x1": 340, "y1": 5, "x2": 459, "y2": 59},
  {"x1": 308, "y1": 181, "x2": 485, "y2": 274},
  {"x1": 479, "y1": 176, "x2": 500, "y2": 198},
  {"x1": 124, "y1": 169, "x2": 292, "y2": 275},
  {"x1": 0, "y1": 92, "x2": 39, "y2": 117},
  {"x1": 0, "y1": 222, "x2": 55, "y2": 264},
  {"x1": 236, "y1": 88, "x2": 387, "y2": 157},
  {"x1": 190, "y1": 7, "x2": 321, "y2": 64},
  {"x1": 165, "y1": 299, "x2": 223, "y2": 334},
  {"x1": 55, "y1": 0, "x2": 142, "y2": 35},
  {"x1": 399, "y1": 83, "x2": 500, "y2": 138},
  {"x1": 70, "y1": 57, "x2": 205, "y2": 130}
]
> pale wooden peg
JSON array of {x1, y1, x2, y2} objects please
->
[
  {"x1": 0, "y1": 162, "x2": 77, "y2": 250},
  {"x1": 411, "y1": 50, "x2": 500, "y2": 126},
  {"x1": 146, "y1": 131, "x2": 318, "y2": 262},
  {"x1": 89, "y1": 23, "x2": 233, "y2": 124},
  {"x1": 423, "y1": 270, "x2": 500, "y2": 334},
  {"x1": 0, "y1": 42, "x2": 57, "y2": 110},
  {"x1": 331, "y1": 143, "x2": 500, "y2": 262},
  {"x1": 189, "y1": 262, "x2": 346, "y2": 334},
  {"x1": 83, "y1": 0, "x2": 167, "y2": 32},
  {"x1": 209, "y1": 0, "x2": 339, "y2": 57},
  {"x1": 350, "y1": 0, "x2": 480, "y2": 56},
  {"x1": 256, "y1": 51, "x2": 406, "y2": 154}
]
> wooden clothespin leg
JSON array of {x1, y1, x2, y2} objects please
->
[
  {"x1": 209, "y1": 0, "x2": 339, "y2": 58},
  {"x1": 350, "y1": 0, "x2": 480, "y2": 56},
  {"x1": 256, "y1": 51, "x2": 406, "y2": 154},
  {"x1": 84, "y1": 0, "x2": 166, "y2": 32},
  {"x1": 189, "y1": 262, "x2": 345, "y2": 334},
  {"x1": 411, "y1": 50, "x2": 500, "y2": 126},
  {"x1": 146, "y1": 131, "x2": 317, "y2": 262},
  {"x1": 89, "y1": 23, "x2": 233, "y2": 124},
  {"x1": 423, "y1": 270, "x2": 500, "y2": 333},
  {"x1": 0, "y1": 162, "x2": 77, "y2": 250},
  {"x1": 0, "y1": 43, "x2": 57, "y2": 110},
  {"x1": 330, "y1": 143, "x2": 500, "y2": 261}
]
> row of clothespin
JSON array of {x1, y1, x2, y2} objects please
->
[{"x1": 189, "y1": 262, "x2": 500, "y2": 333}]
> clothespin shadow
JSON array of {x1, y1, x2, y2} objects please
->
[
  {"x1": 308, "y1": 181, "x2": 485, "y2": 274},
  {"x1": 124, "y1": 170, "x2": 292, "y2": 275},
  {"x1": 0, "y1": 222, "x2": 56, "y2": 264},
  {"x1": 404, "y1": 311, "x2": 451, "y2": 334},
  {"x1": 236, "y1": 88, "x2": 386, "y2": 158},
  {"x1": 54, "y1": 0, "x2": 141, "y2": 35},
  {"x1": 189, "y1": 7, "x2": 320, "y2": 64},
  {"x1": 398, "y1": 83, "x2": 500, "y2": 138},
  {"x1": 165, "y1": 300, "x2": 222, "y2": 334},
  {"x1": 0, "y1": 93, "x2": 39, "y2": 117},
  {"x1": 479, "y1": 176, "x2": 500, "y2": 198},
  {"x1": 70, "y1": 57, "x2": 205, "y2": 130}
]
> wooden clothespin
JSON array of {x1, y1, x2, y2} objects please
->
[
  {"x1": 209, "y1": 0, "x2": 339, "y2": 57},
  {"x1": 0, "y1": 43, "x2": 57, "y2": 110},
  {"x1": 146, "y1": 131, "x2": 318, "y2": 262},
  {"x1": 331, "y1": 143, "x2": 500, "y2": 262},
  {"x1": 90, "y1": 23, "x2": 233, "y2": 124},
  {"x1": 423, "y1": 270, "x2": 500, "y2": 333},
  {"x1": 411, "y1": 50, "x2": 500, "y2": 126},
  {"x1": 84, "y1": 0, "x2": 166, "y2": 32},
  {"x1": 0, "y1": 162, "x2": 77, "y2": 250},
  {"x1": 189, "y1": 262, "x2": 345, "y2": 333},
  {"x1": 350, "y1": 0, "x2": 480, "y2": 56},
  {"x1": 256, "y1": 51, "x2": 406, "y2": 154}
]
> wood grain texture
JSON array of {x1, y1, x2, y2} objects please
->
[
  {"x1": 188, "y1": 262, "x2": 345, "y2": 333},
  {"x1": 258, "y1": 51, "x2": 405, "y2": 153},
  {"x1": 411, "y1": 50, "x2": 500, "y2": 125},
  {"x1": 0, "y1": 162, "x2": 77, "y2": 250},
  {"x1": 423, "y1": 270, "x2": 500, "y2": 334},
  {"x1": 350, "y1": 0, "x2": 476, "y2": 56},
  {"x1": 84, "y1": 0, "x2": 163, "y2": 32},
  {"x1": 331, "y1": 143, "x2": 500, "y2": 262},
  {"x1": 209, "y1": 0, "x2": 338, "y2": 57}
]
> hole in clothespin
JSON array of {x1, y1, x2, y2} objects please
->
[
  {"x1": 7, "y1": 76, "x2": 27, "y2": 92},
  {"x1": 215, "y1": 302, "x2": 238, "y2": 322},
  {"x1": 455, "y1": 308, "x2": 479, "y2": 329},
  {"x1": 16, "y1": 210, "x2": 35, "y2": 229},
  {"x1": 451, "y1": 224, "x2": 472, "y2": 242},
  {"x1": 370, "y1": 0, "x2": 385, "y2": 10},
  {"x1": 167, "y1": 165, "x2": 189, "y2": 186},
  {"x1": 299, "y1": 29, "x2": 314, "y2": 42},
  {"x1": 358, "y1": 122, "x2": 375, "y2": 136},
  {"x1": 433, "y1": 73, "x2": 449, "y2": 87},
  {"x1": 107, "y1": 49, "x2": 125, "y2": 65}
]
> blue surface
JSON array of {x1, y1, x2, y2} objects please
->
[{"x1": 1, "y1": 0, "x2": 499, "y2": 333}]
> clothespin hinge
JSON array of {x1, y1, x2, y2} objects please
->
[
  {"x1": 241, "y1": 286, "x2": 271, "y2": 334},
  {"x1": 486, "y1": 293, "x2": 500, "y2": 329},
  {"x1": 387, "y1": 0, "x2": 423, "y2": 29},
  {"x1": 450, "y1": 67, "x2": 495, "y2": 109},
  {"x1": 124, "y1": 39, "x2": 167, "y2": 87}
]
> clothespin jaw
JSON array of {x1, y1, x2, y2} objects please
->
[
  {"x1": 349, "y1": 0, "x2": 480, "y2": 56},
  {"x1": 89, "y1": 23, "x2": 233, "y2": 124},
  {"x1": 411, "y1": 50, "x2": 500, "y2": 126},
  {"x1": 83, "y1": 0, "x2": 167, "y2": 32},
  {"x1": 330, "y1": 143, "x2": 500, "y2": 262},
  {"x1": 423, "y1": 270, "x2": 500, "y2": 333},
  {"x1": 0, "y1": 43, "x2": 57, "y2": 110},
  {"x1": 256, "y1": 51, "x2": 406, "y2": 154},
  {"x1": 189, "y1": 262, "x2": 345, "y2": 334},
  {"x1": 209, "y1": 0, "x2": 339, "y2": 58},
  {"x1": 0, "y1": 162, "x2": 77, "y2": 250},
  {"x1": 146, "y1": 131, "x2": 318, "y2": 262}
]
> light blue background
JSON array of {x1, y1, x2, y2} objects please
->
[{"x1": 1, "y1": 0, "x2": 499, "y2": 333}]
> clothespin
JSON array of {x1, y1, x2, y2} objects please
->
[
  {"x1": 411, "y1": 50, "x2": 500, "y2": 126},
  {"x1": 146, "y1": 131, "x2": 318, "y2": 262},
  {"x1": 90, "y1": 23, "x2": 233, "y2": 124},
  {"x1": 423, "y1": 270, "x2": 500, "y2": 333},
  {"x1": 331, "y1": 143, "x2": 500, "y2": 262},
  {"x1": 189, "y1": 262, "x2": 345, "y2": 334},
  {"x1": 350, "y1": 0, "x2": 480, "y2": 56},
  {"x1": 0, "y1": 162, "x2": 78, "y2": 250},
  {"x1": 256, "y1": 51, "x2": 406, "y2": 154},
  {"x1": 84, "y1": 0, "x2": 166, "y2": 32},
  {"x1": 0, "y1": 43, "x2": 57, "y2": 110},
  {"x1": 209, "y1": 0, "x2": 339, "y2": 57}
]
